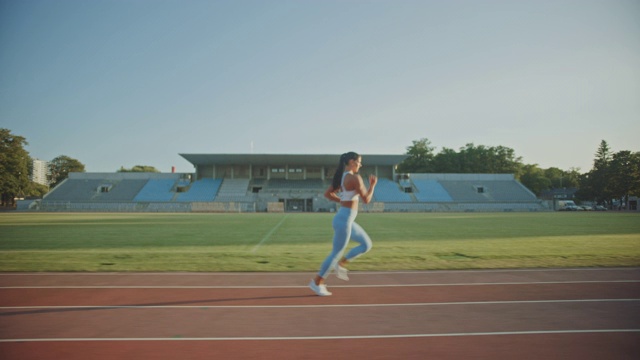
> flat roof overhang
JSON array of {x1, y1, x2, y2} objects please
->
[{"x1": 179, "y1": 154, "x2": 408, "y2": 167}]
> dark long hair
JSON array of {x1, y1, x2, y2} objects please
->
[{"x1": 331, "y1": 152, "x2": 360, "y2": 189}]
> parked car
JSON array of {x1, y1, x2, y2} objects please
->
[
  {"x1": 594, "y1": 205, "x2": 607, "y2": 211},
  {"x1": 561, "y1": 205, "x2": 580, "y2": 211},
  {"x1": 581, "y1": 205, "x2": 593, "y2": 211}
]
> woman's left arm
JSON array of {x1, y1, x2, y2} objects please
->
[{"x1": 355, "y1": 174, "x2": 377, "y2": 204}]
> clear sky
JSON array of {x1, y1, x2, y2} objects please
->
[{"x1": 1, "y1": 0, "x2": 638, "y2": 173}]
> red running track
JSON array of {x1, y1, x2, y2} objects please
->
[{"x1": 0, "y1": 268, "x2": 639, "y2": 360}]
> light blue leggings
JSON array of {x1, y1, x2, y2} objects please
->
[{"x1": 318, "y1": 207, "x2": 373, "y2": 279}]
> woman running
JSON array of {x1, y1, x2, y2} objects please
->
[{"x1": 309, "y1": 152, "x2": 377, "y2": 296}]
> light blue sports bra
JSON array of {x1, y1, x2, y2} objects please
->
[{"x1": 340, "y1": 171, "x2": 359, "y2": 202}]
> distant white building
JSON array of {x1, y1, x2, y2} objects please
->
[{"x1": 31, "y1": 159, "x2": 49, "y2": 186}]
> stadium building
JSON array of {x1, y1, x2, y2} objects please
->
[{"x1": 23, "y1": 153, "x2": 546, "y2": 212}]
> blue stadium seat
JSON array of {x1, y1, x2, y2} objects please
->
[
  {"x1": 175, "y1": 178, "x2": 222, "y2": 202},
  {"x1": 373, "y1": 178, "x2": 413, "y2": 202},
  {"x1": 412, "y1": 179, "x2": 453, "y2": 202},
  {"x1": 133, "y1": 179, "x2": 177, "y2": 202}
]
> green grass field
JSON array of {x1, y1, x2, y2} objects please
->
[{"x1": 1, "y1": 212, "x2": 639, "y2": 272}]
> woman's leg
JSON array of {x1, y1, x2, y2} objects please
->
[
  {"x1": 342, "y1": 221, "x2": 372, "y2": 262},
  {"x1": 316, "y1": 209, "x2": 354, "y2": 281},
  {"x1": 333, "y1": 221, "x2": 372, "y2": 281}
]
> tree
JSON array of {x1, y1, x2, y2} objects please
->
[
  {"x1": 577, "y1": 140, "x2": 615, "y2": 205},
  {"x1": 519, "y1": 164, "x2": 551, "y2": 196},
  {"x1": 118, "y1": 165, "x2": 160, "y2": 173},
  {"x1": 433, "y1": 143, "x2": 522, "y2": 174},
  {"x1": 400, "y1": 139, "x2": 524, "y2": 175},
  {"x1": 631, "y1": 152, "x2": 640, "y2": 197},
  {"x1": 564, "y1": 168, "x2": 582, "y2": 189},
  {"x1": 591, "y1": 140, "x2": 613, "y2": 203},
  {"x1": 397, "y1": 138, "x2": 435, "y2": 173},
  {"x1": 0, "y1": 128, "x2": 30, "y2": 206},
  {"x1": 593, "y1": 140, "x2": 612, "y2": 170},
  {"x1": 432, "y1": 147, "x2": 460, "y2": 173},
  {"x1": 608, "y1": 151, "x2": 640, "y2": 209},
  {"x1": 544, "y1": 167, "x2": 565, "y2": 189},
  {"x1": 544, "y1": 167, "x2": 580, "y2": 189},
  {"x1": 24, "y1": 181, "x2": 49, "y2": 198},
  {"x1": 48, "y1": 155, "x2": 85, "y2": 188}
]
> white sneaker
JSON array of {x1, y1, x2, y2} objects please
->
[
  {"x1": 335, "y1": 263, "x2": 349, "y2": 281},
  {"x1": 308, "y1": 280, "x2": 332, "y2": 296}
]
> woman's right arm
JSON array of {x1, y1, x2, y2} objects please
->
[{"x1": 324, "y1": 186, "x2": 341, "y2": 203}]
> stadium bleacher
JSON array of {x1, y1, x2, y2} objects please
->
[
  {"x1": 175, "y1": 178, "x2": 222, "y2": 202},
  {"x1": 437, "y1": 180, "x2": 536, "y2": 202},
  {"x1": 213, "y1": 178, "x2": 253, "y2": 202},
  {"x1": 43, "y1": 179, "x2": 104, "y2": 202},
  {"x1": 94, "y1": 180, "x2": 148, "y2": 202},
  {"x1": 372, "y1": 178, "x2": 413, "y2": 202},
  {"x1": 133, "y1": 179, "x2": 176, "y2": 202},
  {"x1": 412, "y1": 179, "x2": 453, "y2": 202},
  {"x1": 33, "y1": 168, "x2": 544, "y2": 213}
]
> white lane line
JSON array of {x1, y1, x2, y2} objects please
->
[
  {"x1": 1, "y1": 329, "x2": 638, "y2": 342},
  {"x1": 1, "y1": 298, "x2": 638, "y2": 310},
  {"x1": 2, "y1": 280, "x2": 638, "y2": 289},
  {"x1": 251, "y1": 214, "x2": 288, "y2": 253},
  {"x1": 1, "y1": 267, "x2": 637, "y2": 276}
]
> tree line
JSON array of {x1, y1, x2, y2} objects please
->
[
  {"x1": 397, "y1": 138, "x2": 640, "y2": 208},
  {"x1": 577, "y1": 141, "x2": 640, "y2": 208},
  {"x1": 1, "y1": 128, "x2": 638, "y2": 208}
]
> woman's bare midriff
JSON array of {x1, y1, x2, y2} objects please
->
[{"x1": 340, "y1": 200, "x2": 358, "y2": 209}]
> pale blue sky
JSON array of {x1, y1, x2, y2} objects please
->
[{"x1": 1, "y1": 0, "x2": 638, "y2": 173}]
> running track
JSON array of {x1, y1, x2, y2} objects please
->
[{"x1": 1, "y1": 268, "x2": 639, "y2": 360}]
